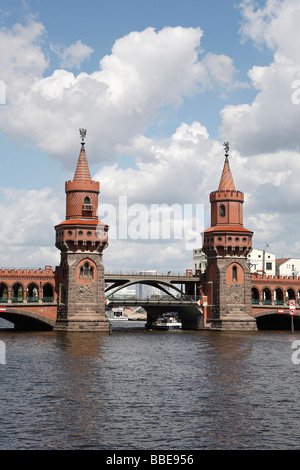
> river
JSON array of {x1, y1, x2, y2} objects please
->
[{"x1": 0, "y1": 318, "x2": 300, "y2": 450}]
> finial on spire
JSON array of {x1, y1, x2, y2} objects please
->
[
  {"x1": 223, "y1": 141, "x2": 229, "y2": 158},
  {"x1": 79, "y1": 128, "x2": 87, "y2": 145}
]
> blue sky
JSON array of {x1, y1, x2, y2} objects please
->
[
  {"x1": 1, "y1": 0, "x2": 300, "y2": 271},
  {"x1": 0, "y1": 0, "x2": 268, "y2": 189}
]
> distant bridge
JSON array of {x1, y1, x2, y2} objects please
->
[
  {"x1": 105, "y1": 271, "x2": 200, "y2": 298},
  {"x1": 106, "y1": 294, "x2": 203, "y2": 329}
]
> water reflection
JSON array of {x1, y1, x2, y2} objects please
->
[{"x1": 1, "y1": 324, "x2": 300, "y2": 449}]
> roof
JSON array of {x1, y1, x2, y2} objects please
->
[
  {"x1": 73, "y1": 144, "x2": 92, "y2": 182},
  {"x1": 55, "y1": 219, "x2": 108, "y2": 228},
  {"x1": 218, "y1": 156, "x2": 236, "y2": 191},
  {"x1": 204, "y1": 226, "x2": 253, "y2": 234},
  {"x1": 276, "y1": 258, "x2": 291, "y2": 267}
]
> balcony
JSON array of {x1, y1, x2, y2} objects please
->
[{"x1": 82, "y1": 204, "x2": 92, "y2": 211}]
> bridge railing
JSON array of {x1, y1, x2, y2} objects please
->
[
  {"x1": 106, "y1": 294, "x2": 200, "y2": 302},
  {"x1": 104, "y1": 270, "x2": 197, "y2": 277}
]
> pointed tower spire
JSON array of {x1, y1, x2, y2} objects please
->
[
  {"x1": 218, "y1": 142, "x2": 236, "y2": 191},
  {"x1": 64, "y1": 129, "x2": 100, "y2": 220},
  {"x1": 73, "y1": 129, "x2": 92, "y2": 182}
]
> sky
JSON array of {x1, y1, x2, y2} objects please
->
[{"x1": 0, "y1": 0, "x2": 300, "y2": 273}]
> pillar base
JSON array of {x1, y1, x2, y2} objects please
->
[
  {"x1": 209, "y1": 311, "x2": 258, "y2": 331},
  {"x1": 54, "y1": 319, "x2": 109, "y2": 332}
]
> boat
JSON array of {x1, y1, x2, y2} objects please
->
[
  {"x1": 152, "y1": 313, "x2": 182, "y2": 330},
  {"x1": 107, "y1": 308, "x2": 128, "y2": 321}
]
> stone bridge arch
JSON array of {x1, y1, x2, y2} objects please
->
[
  {"x1": 253, "y1": 309, "x2": 300, "y2": 330},
  {"x1": 0, "y1": 308, "x2": 55, "y2": 331}
]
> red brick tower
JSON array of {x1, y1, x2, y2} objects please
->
[
  {"x1": 54, "y1": 129, "x2": 109, "y2": 331},
  {"x1": 202, "y1": 143, "x2": 257, "y2": 330}
]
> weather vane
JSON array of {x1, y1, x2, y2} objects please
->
[
  {"x1": 79, "y1": 128, "x2": 87, "y2": 145},
  {"x1": 223, "y1": 141, "x2": 229, "y2": 157}
]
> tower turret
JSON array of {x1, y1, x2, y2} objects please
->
[
  {"x1": 202, "y1": 143, "x2": 257, "y2": 331},
  {"x1": 54, "y1": 129, "x2": 109, "y2": 332}
]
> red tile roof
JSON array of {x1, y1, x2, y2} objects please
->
[{"x1": 204, "y1": 226, "x2": 253, "y2": 233}]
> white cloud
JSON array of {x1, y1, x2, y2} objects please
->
[
  {"x1": 50, "y1": 40, "x2": 94, "y2": 69},
  {"x1": 221, "y1": 0, "x2": 300, "y2": 155},
  {"x1": 0, "y1": 20, "x2": 48, "y2": 100},
  {"x1": 2, "y1": 10, "x2": 300, "y2": 269},
  {"x1": 0, "y1": 187, "x2": 62, "y2": 268},
  {"x1": 0, "y1": 22, "x2": 240, "y2": 164}
]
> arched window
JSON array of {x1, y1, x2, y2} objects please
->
[
  {"x1": 27, "y1": 284, "x2": 38, "y2": 303},
  {"x1": 220, "y1": 204, "x2": 226, "y2": 217},
  {"x1": 275, "y1": 288, "x2": 284, "y2": 305},
  {"x1": 12, "y1": 283, "x2": 23, "y2": 303},
  {"x1": 43, "y1": 283, "x2": 54, "y2": 302},
  {"x1": 262, "y1": 288, "x2": 272, "y2": 305},
  {"x1": 84, "y1": 196, "x2": 90, "y2": 205},
  {"x1": 80, "y1": 261, "x2": 94, "y2": 279},
  {"x1": 232, "y1": 265, "x2": 237, "y2": 282},
  {"x1": 0, "y1": 283, "x2": 8, "y2": 302},
  {"x1": 251, "y1": 287, "x2": 259, "y2": 304}
]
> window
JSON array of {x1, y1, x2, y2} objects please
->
[
  {"x1": 220, "y1": 204, "x2": 226, "y2": 217},
  {"x1": 79, "y1": 261, "x2": 94, "y2": 279},
  {"x1": 266, "y1": 262, "x2": 272, "y2": 270},
  {"x1": 232, "y1": 265, "x2": 237, "y2": 282},
  {"x1": 82, "y1": 196, "x2": 92, "y2": 212}
]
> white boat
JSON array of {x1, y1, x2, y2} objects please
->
[
  {"x1": 152, "y1": 313, "x2": 182, "y2": 330},
  {"x1": 107, "y1": 308, "x2": 128, "y2": 320}
]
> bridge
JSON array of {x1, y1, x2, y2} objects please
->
[
  {"x1": 0, "y1": 269, "x2": 300, "y2": 330},
  {"x1": 0, "y1": 270, "x2": 202, "y2": 330},
  {"x1": 104, "y1": 271, "x2": 199, "y2": 297},
  {"x1": 106, "y1": 295, "x2": 203, "y2": 329}
]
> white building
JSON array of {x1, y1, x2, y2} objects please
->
[
  {"x1": 247, "y1": 248, "x2": 276, "y2": 275},
  {"x1": 193, "y1": 248, "x2": 207, "y2": 274},
  {"x1": 276, "y1": 259, "x2": 300, "y2": 277},
  {"x1": 193, "y1": 247, "x2": 276, "y2": 276}
]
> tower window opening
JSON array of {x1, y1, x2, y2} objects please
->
[
  {"x1": 83, "y1": 196, "x2": 92, "y2": 211},
  {"x1": 232, "y1": 265, "x2": 237, "y2": 282},
  {"x1": 80, "y1": 261, "x2": 94, "y2": 279},
  {"x1": 220, "y1": 204, "x2": 226, "y2": 217}
]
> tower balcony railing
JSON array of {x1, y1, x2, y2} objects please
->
[
  {"x1": 27, "y1": 297, "x2": 38, "y2": 303},
  {"x1": 42, "y1": 296, "x2": 54, "y2": 303},
  {"x1": 252, "y1": 298, "x2": 299, "y2": 306},
  {"x1": 0, "y1": 297, "x2": 8, "y2": 303},
  {"x1": 11, "y1": 296, "x2": 23, "y2": 303}
]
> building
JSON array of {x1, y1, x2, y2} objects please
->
[
  {"x1": 247, "y1": 248, "x2": 276, "y2": 275},
  {"x1": 2, "y1": 132, "x2": 300, "y2": 331},
  {"x1": 194, "y1": 246, "x2": 276, "y2": 276},
  {"x1": 54, "y1": 129, "x2": 109, "y2": 331},
  {"x1": 201, "y1": 142, "x2": 257, "y2": 330},
  {"x1": 276, "y1": 258, "x2": 300, "y2": 277},
  {"x1": 193, "y1": 248, "x2": 207, "y2": 274}
]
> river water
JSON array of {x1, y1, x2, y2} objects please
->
[{"x1": 0, "y1": 318, "x2": 300, "y2": 450}]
